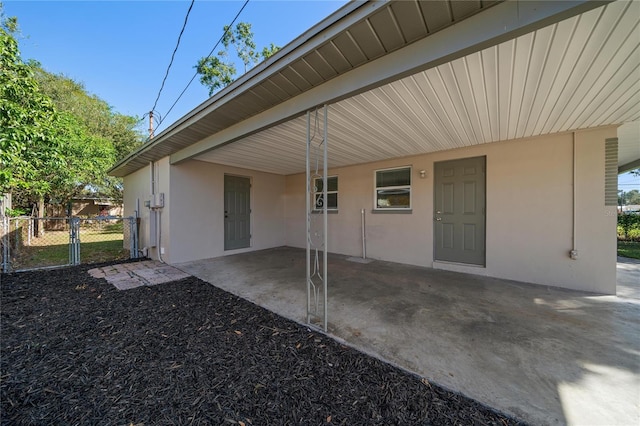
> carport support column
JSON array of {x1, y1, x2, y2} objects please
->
[{"x1": 306, "y1": 105, "x2": 328, "y2": 331}]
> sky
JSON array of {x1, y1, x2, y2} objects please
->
[
  {"x1": 3, "y1": 0, "x2": 639, "y2": 193},
  {"x1": 3, "y1": 0, "x2": 349, "y2": 132},
  {"x1": 620, "y1": 171, "x2": 640, "y2": 198}
]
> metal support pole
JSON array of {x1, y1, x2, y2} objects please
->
[
  {"x1": 306, "y1": 111, "x2": 311, "y2": 324},
  {"x1": 305, "y1": 105, "x2": 329, "y2": 331},
  {"x1": 361, "y1": 209, "x2": 367, "y2": 259},
  {"x1": 69, "y1": 221, "x2": 73, "y2": 265},
  {"x1": 1, "y1": 216, "x2": 9, "y2": 273},
  {"x1": 69, "y1": 217, "x2": 81, "y2": 266},
  {"x1": 130, "y1": 216, "x2": 139, "y2": 259},
  {"x1": 322, "y1": 104, "x2": 328, "y2": 332}
]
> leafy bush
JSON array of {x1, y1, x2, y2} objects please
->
[
  {"x1": 618, "y1": 214, "x2": 640, "y2": 241},
  {"x1": 4, "y1": 207, "x2": 28, "y2": 217}
]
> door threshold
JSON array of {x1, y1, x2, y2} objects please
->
[{"x1": 433, "y1": 260, "x2": 487, "y2": 275}]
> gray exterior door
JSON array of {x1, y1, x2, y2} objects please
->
[
  {"x1": 224, "y1": 175, "x2": 251, "y2": 250},
  {"x1": 434, "y1": 156, "x2": 485, "y2": 265}
]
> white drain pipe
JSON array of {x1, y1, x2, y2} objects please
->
[
  {"x1": 361, "y1": 209, "x2": 367, "y2": 259},
  {"x1": 570, "y1": 132, "x2": 578, "y2": 260}
]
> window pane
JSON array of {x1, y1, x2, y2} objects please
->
[
  {"x1": 327, "y1": 193, "x2": 337, "y2": 209},
  {"x1": 315, "y1": 176, "x2": 338, "y2": 192},
  {"x1": 376, "y1": 188, "x2": 410, "y2": 208},
  {"x1": 315, "y1": 193, "x2": 338, "y2": 209},
  {"x1": 376, "y1": 168, "x2": 410, "y2": 188},
  {"x1": 327, "y1": 176, "x2": 338, "y2": 192}
]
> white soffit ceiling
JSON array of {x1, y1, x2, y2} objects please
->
[
  {"x1": 196, "y1": 1, "x2": 640, "y2": 175},
  {"x1": 618, "y1": 121, "x2": 640, "y2": 170}
]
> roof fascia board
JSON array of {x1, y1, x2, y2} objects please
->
[
  {"x1": 156, "y1": 1, "x2": 382, "y2": 139},
  {"x1": 619, "y1": 158, "x2": 640, "y2": 174},
  {"x1": 171, "y1": 0, "x2": 609, "y2": 165},
  {"x1": 109, "y1": 1, "x2": 385, "y2": 176}
]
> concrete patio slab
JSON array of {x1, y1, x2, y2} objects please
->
[
  {"x1": 617, "y1": 256, "x2": 640, "y2": 300},
  {"x1": 177, "y1": 247, "x2": 640, "y2": 426},
  {"x1": 89, "y1": 260, "x2": 190, "y2": 290}
]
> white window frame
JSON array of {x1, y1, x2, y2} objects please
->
[
  {"x1": 313, "y1": 175, "x2": 338, "y2": 211},
  {"x1": 374, "y1": 166, "x2": 412, "y2": 210}
]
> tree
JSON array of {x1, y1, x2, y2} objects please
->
[
  {"x1": 222, "y1": 22, "x2": 258, "y2": 73},
  {"x1": 625, "y1": 189, "x2": 640, "y2": 205},
  {"x1": 0, "y1": 21, "x2": 64, "y2": 199},
  {"x1": 196, "y1": 22, "x2": 280, "y2": 95},
  {"x1": 261, "y1": 43, "x2": 280, "y2": 60},
  {"x1": 30, "y1": 64, "x2": 143, "y2": 162},
  {"x1": 195, "y1": 56, "x2": 236, "y2": 95},
  {"x1": 1, "y1": 8, "x2": 144, "y2": 216}
]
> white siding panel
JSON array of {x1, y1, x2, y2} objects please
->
[
  {"x1": 449, "y1": 58, "x2": 483, "y2": 144},
  {"x1": 497, "y1": 40, "x2": 515, "y2": 141},
  {"x1": 464, "y1": 54, "x2": 492, "y2": 142},
  {"x1": 480, "y1": 48, "x2": 500, "y2": 142},
  {"x1": 516, "y1": 27, "x2": 554, "y2": 138},
  {"x1": 556, "y1": 3, "x2": 632, "y2": 131},
  {"x1": 526, "y1": 23, "x2": 570, "y2": 137},
  {"x1": 405, "y1": 74, "x2": 459, "y2": 148},
  {"x1": 507, "y1": 33, "x2": 534, "y2": 140},
  {"x1": 194, "y1": 2, "x2": 639, "y2": 176},
  {"x1": 425, "y1": 67, "x2": 469, "y2": 146},
  {"x1": 544, "y1": 7, "x2": 606, "y2": 134}
]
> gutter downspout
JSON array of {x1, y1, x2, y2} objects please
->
[
  {"x1": 361, "y1": 209, "x2": 367, "y2": 259},
  {"x1": 570, "y1": 133, "x2": 578, "y2": 260},
  {"x1": 150, "y1": 161, "x2": 165, "y2": 263}
]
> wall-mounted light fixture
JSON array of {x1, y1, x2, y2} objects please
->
[{"x1": 419, "y1": 170, "x2": 426, "y2": 178}]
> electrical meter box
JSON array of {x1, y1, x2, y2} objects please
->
[{"x1": 149, "y1": 193, "x2": 165, "y2": 208}]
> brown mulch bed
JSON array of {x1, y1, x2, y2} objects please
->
[{"x1": 1, "y1": 262, "x2": 526, "y2": 425}]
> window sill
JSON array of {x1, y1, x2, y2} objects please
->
[{"x1": 371, "y1": 209, "x2": 412, "y2": 214}]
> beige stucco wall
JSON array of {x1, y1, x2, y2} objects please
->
[
  {"x1": 122, "y1": 157, "x2": 171, "y2": 260},
  {"x1": 123, "y1": 163, "x2": 151, "y2": 251},
  {"x1": 284, "y1": 126, "x2": 617, "y2": 294},
  {"x1": 123, "y1": 127, "x2": 616, "y2": 293},
  {"x1": 168, "y1": 160, "x2": 286, "y2": 264}
]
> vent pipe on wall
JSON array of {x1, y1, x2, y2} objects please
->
[{"x1": 361, "y1": 209, "x2": 367, "y2": 259}]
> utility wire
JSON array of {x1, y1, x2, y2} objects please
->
[
  {"x1": 151, "y1": 0, "x2": 196, "y2": 114},
  {"x1": 157, "y1": 0, "x2": 250, "y2": 129}
]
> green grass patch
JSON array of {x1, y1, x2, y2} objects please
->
[
  {"x1": 9, "y1": 222, "x2": 129, "y2": 270},
  {"x1": 13, "y1": 244, "x2": 71, "y2": 270},
  {"x1": 79, "y1": 240, "x2": 129, "y2": 264},
  {"x1": 618, "y1": 241, "x2": 640, "y2": 260}
]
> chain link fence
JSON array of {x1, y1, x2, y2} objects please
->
[{"x1": 1, "y1": 216, "x2": 139, "y2": 273}]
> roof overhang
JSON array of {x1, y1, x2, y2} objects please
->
[{"x1": 110, "y1": 0, "x2": 638, "y2": 178}]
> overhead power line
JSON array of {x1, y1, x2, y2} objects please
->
[
  {"x1": 156, "y1": 0, "x2": 250, "y2": 129},
  {"x1": 150, "y1": 0, "x2": 196, "y2": 116}
]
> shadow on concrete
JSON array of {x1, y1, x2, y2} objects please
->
[
  {"x1": 617, "y1": 256, "x2": 640, "y2": 300},
  {"x1": 177, "y1": 247, "x2": 640, "y2": 426}
]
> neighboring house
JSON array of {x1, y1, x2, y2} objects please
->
[
  {"x1": 110, "y1": 0, "x2": 640, "y2": 295},
  {"x1": 621, "y1": 205, "x2": 640, "y2": 214},
  {"x1": 46, "y1": 198, "x2": 124, "y2": 218}
]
